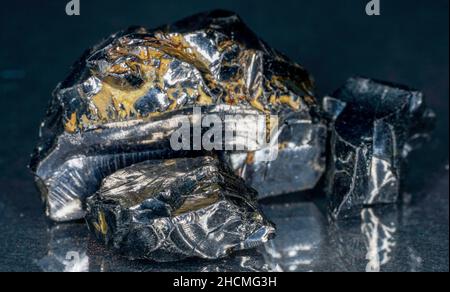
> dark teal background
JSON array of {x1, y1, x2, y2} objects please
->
[{"x1": 0, "y1": 0, "x2": 448, "y2": 271}]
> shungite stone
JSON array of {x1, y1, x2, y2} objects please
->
[
  {"x1": 30, "y1": 10, "x2": 325, "y2": 222},
  {"x1": 85, "y1": 156, "x2": 275, "y2": 262},
  {"x1": 225, "y1": 110, "x2": 327, "y2": 199},
  {"x1": 324, "y1": 77, "x2": 435, "y2": 219}
]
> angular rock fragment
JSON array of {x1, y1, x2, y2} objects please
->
[
  {"x1": 324, "y1": 77, "x2": 435, "y2": 219},
  {"x1": 226, "y1": 111, "x2": 327, "y2": 198},
  {"x1": 30, "y1": 10, "x2": 324, "y2": 221},
  {"x1": 85, "y1": 156, "x2": 275, "y2": 262}
]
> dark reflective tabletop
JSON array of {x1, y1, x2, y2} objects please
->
[
  {"x1": 0, "y1": 0, "x2": 448, "y2": 272},
  {"x1": 26, "y1": 183, "x2": 449, "y2": 272}
]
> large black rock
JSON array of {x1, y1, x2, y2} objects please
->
[
  {"x1": 324, "y1": 77, "x2": 435, "y2": 219},
  {"x1": 85, "y1": 156, "x2": 275, "y2": 262},
  {"x1": 30, "y1": 10, "x2": 325, "y2": 221}
]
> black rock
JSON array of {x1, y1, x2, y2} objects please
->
[
  {"x1": 324, "y1": 77, "x2": 435, "y2": 219},
  {"x1": 30, "y1": 10, "x2": 324, "y2": 221},
  {"x1": 85, "y1": 156, "x2": 275, "y2": 262}
]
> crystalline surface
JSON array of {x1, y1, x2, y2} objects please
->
[
  {"x1": 226, "y1": 111, "x2": 327, "y2": 199},
  {"x1": 30, "y1": 10, "x2": 325, "y2": 221},
  {"x1": 85, "y1": 156, "x2": 275, "y2": 262},
  {"x1": 324, "y1": 77, "x2": 435, "y2": 219}
]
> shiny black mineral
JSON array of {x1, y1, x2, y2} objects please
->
[
  {"x1": 324, "y1": 77, "x2": 435, "y2": 219},
  {"x1": 30, "y1": 10, "x2": 325, "y2": 222},
  {"x1": 85, "y1": 156, "x2": 275, "y2": 262}
]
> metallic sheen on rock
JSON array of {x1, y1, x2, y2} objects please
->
[
  {"x1": 30, "y1": 10, "x2": 324, "y2": 221},
  {"x1": 85, "y1": 156, "x2": 275, "y2": 262},
  {"x1": 324, "y1": 77, "x2": 435, "y2": 219},
  {"x1": 226, "y1": 110, "x2": 327, "y2": 199}
]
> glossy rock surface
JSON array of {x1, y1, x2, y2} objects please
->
[
  {"x1": 30, "y1": 104, "x2": 277, "y2": 222},
  {"x1": 225, "y1": 110, "x2": 327, "y2": 199},
  {"x1": 86, "y1": 156, "x2": 275, "y2": 262},
  {"x1": 30, "y1": 10, "x2": 324, "y2": 222},
  {"x1": 324, "y1": 77, "x2": 436, "y2": 219}
]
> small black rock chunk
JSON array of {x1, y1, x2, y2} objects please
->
[
  {"x1": 324, "y1": 77, "x2": 435, "y2": 219},
  {"x1": 86, "y1": 156, "x2": 275, "y2": 262}
]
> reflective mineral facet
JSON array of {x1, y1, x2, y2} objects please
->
[
  {"x1": 226, "y1": 110, "x2": 327, "y2": 199},
  {"x1": 85, "y1": 156, "x2": 275, "y2": 262},
  {"x1": 30, "y1": 10, "x2": 324, "y2": 221},
  {"x1": 324, "y1": 77, "x2": 435, "y2": 219}
]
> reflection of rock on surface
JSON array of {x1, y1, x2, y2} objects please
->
[
  {"x1": 195, "y1": 251, "x2": 269, "y2": 272},
  {"x1": 330, "y1": 206, "x2": 399, "y2": 272},
  {"x1": 36, "y1": 224, "x2": 90, "y2": 272},
  {"x1": 36, "y1": 223, "x2": 268, "y2": 272},
  {"x1": 87, "y1": 247, "x2": 269, "y2": 272},
  {"x1": 260, "y1": 203, "x2": 326, "y2": 272},
  {"x1": 361, "y1": 209, "x2": 396, "y2": 272}
]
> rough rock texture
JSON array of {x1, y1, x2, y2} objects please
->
[
  {"x1": 324, "y1": 77, "x2": 435, "y2": 219},
  {"x1": 30, "y1": 10, "x2": 325, "y2": 221},
  {"x1": 86, "y1": 156, "x2": 275, "y2": 262}
]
